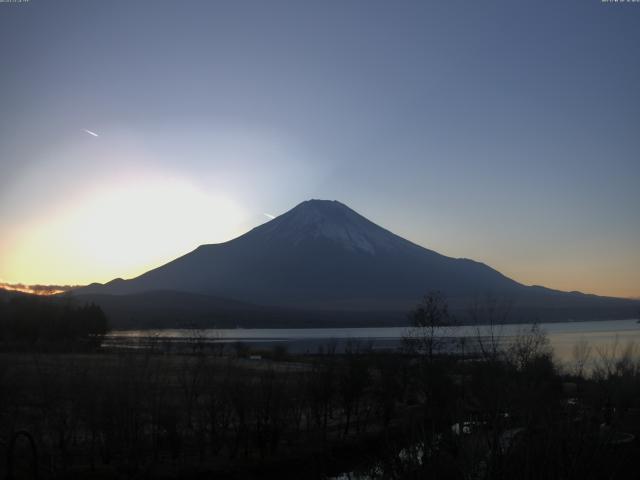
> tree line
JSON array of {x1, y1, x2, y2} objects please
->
[{"x1": 0, "y1": 295, "x2": 109, "y2": 349}]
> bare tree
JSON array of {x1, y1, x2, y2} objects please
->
[
  {"x1": 572, "y1": 337, "x2": 592, "y2": 378},
  {"x1": 403, "y1": 291, "x2": 455, "y2": 361},
  {"x1": 468, "y1": 295, "x2": 512, "y2": 362},
  {"x1": 507, "y1": 323, "x2": 552, "y2": 371}
]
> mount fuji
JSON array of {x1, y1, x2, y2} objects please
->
[{"x1": 75, "y1": 199, "x2": 638, "y2": 326}]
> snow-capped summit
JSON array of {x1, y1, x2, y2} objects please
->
[{"x1": 251, "y1": 199, "x2": 409, "y2": 254}]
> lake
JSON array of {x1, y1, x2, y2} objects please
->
[{"x1": 106, "y1": 318, "x2": 640, "y2": 367}]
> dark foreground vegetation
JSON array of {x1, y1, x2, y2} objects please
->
[{"x1": 0, "y1": 293, "x2": 639, "y2": 479}]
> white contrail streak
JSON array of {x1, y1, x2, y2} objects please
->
[
  {"x1": 83, "y1": 129, "x2": 99, "y2": 137},
  {"x1": 263, "y1": 213, "x2": 276, "y2": 219}
]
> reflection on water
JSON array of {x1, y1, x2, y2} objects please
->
[{"x1": 106, "y1": 318, "x2": 640, "y2": 365}]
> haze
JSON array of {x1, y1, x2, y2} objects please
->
[{"x1": 1, "y1": 0, "x2": 638, "y2": 298}]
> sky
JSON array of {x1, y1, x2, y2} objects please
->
[{"x1": 1, "y1": 0, "x2": 639, "y2": 298}]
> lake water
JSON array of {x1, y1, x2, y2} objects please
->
[{"x1": 106, "y1": 318, "x2": 640, "y2": 367}]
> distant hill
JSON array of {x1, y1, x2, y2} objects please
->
[
  {"x1": 1, "y1": 287, "x2": 402, "y2": 329},
  {"x1": 74, "y1": 199, "x2": 638, "y2": 326},
  {"x1": 64, "y1": 290, "x2": 407, "y2": 329}
]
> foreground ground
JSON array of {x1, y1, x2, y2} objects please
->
[{"x1": 1, "y1": 329, "x2": 640, "y2": 479}]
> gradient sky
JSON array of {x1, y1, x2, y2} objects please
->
[{"x1": 1, "y1": 0, "x2": 639, "y2": 298}]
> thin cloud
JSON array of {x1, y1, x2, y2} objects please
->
[
  {"x1": 263, "y1": 213, "x2": 276, "y2": 219},
  {"x1": 0, "y1": 282, "x2": 81, "y2": 296},
  {"x1": 83, "y1": 129, "x2": 99, "y2": 137}
]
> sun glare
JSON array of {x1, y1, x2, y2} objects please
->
[{"x1": 3, "y1": 179, "x2": 245, "y2": 286}]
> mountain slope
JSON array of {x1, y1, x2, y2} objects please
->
[
  {"x1": 78, "y1": 200, "x2": 528, "y2": 310},
  {"x1": 75, "y1": 199, "x2": 639, "y2": 324}
]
